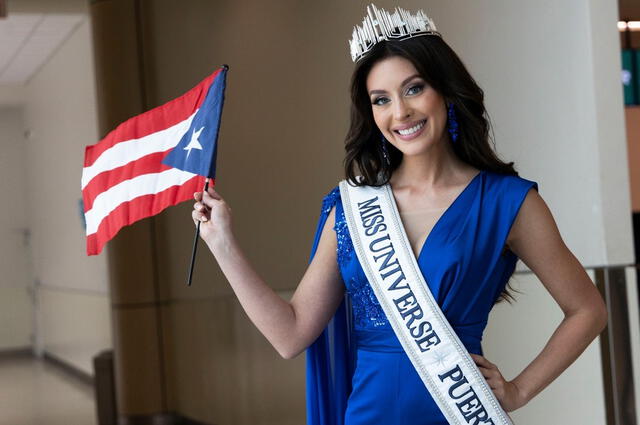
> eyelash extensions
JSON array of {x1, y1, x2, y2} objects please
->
[{"x1": 371, "y1": 84, "x2": 425, "y2": 106}]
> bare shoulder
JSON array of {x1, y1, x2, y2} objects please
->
[
  {"x1": 508, "y1": 188, "x2": 558, "y2": 241},
  {"x1": 505, "y1": 184, "x2": 608, "y2": 324},
  {"x1": 507, "y1": 188, "x2": 563, "y2": 262}
]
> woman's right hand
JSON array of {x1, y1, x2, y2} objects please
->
[{"x1": 192, "y1": 186, "x2": 233, "y2": 248}]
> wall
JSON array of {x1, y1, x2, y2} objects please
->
[
  {"x1": 0, "y1": 107, "x2": 32, "y2": 350},
  {"x1": 142, "y1": 1, "x2": 349, "y2": 422},
  {"x1": 425, "y1": 0, "x2": 629, "y2": 423},
  {"x1": 437, "y1": 0, "x2": 629, "y2": 423},
  {"x1": 132, "y1": 0, "x2": 632, "y2": 424},
  {"x1": 429, "y1": 0, "x2": 632, "y2": 268},
  {"x1": 96, "y1": 0, "x2": 631, "y2": 423},
  {"x1": 485, "y1": 272, "x2": 607, "y2": 424},
  {"x1": 21, "y1": 17, "x2": 112, "y2": 375},
  {"x1": 0, "y1": 87, "x2": 24, "y2": 107}
]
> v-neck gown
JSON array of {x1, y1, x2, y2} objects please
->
[{"x1": 305, "y1": 170, "x2": 538, "y2": 425}]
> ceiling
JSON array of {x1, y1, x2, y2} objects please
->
[
  {"x1": 0, "y1": 13, "x2": 83, "y2": 85},
  {"x1": 0, "y1": 2, "x2": 635, "y2": 87}
]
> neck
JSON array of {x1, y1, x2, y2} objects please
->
[{"x1": 391, "y1": 135, "x2": 466, "y2": 190}]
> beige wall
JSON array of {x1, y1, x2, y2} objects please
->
[
  {"x1": 134, "y1": 0, "x2": 633, "y2": 423},
  {"x1": 140, "y1": 1, "x2": 353, "y2": 422},
  {"x1": 0, "y1": 0, "x2": 625, "y2": 421},
  {"x1": 485, "y1": 272, "x2": 607, "y2": 424},
  {"x1": 0, "y1": 87, "x2": 24, "y2": 107},
  {"x1": 84, "y1": 1, "x2": 640, "y2": 420},
  {"x1": 21, "y1": 17, "x2": 112, "y2": 375},
  {"x1": 39, "y1": 286, "x2": 111, "y2": 374},
  {"x1": 0, "y1": 0, "x2": 629, "y2": 420},
  {"x1": 0, "y1": 107, "x2": 32, "y2": 350},
  {"x1": 425, "y1": 0, "x2": 632, "y2": 268},
  {"x1": 426, "y1": 0, "x2": 629, "y2": 423}
]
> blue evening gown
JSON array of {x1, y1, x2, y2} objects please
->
[{"x1": 306, "y1": 169, "x2": 538, "y2": 425}]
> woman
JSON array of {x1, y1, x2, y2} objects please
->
[{"x1": 192, "y1": 5, "x2": 607, "y2": 424}]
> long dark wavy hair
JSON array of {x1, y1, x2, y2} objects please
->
[{"x1": 344, "y1": 35, "x2": 521, "y2": 304}]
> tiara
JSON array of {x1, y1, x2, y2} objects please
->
[{"x1": 349, "y1": 4, "x2": 441, "y2": 63}]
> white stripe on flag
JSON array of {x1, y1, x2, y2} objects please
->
[
  {"x1": 81, "y1": 112, "x2": 196, "y2": 189},
  {"x1": 85, "y1": 168, "x2": 197, "y2": 235}
]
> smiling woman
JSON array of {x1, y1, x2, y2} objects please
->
[{"x1": 191, "y1": 4, "x2": 608, "y2": 425}]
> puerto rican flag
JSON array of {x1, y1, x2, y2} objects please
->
[{"x1": 81, "y1": 65, "x2": 228, "y2": 255}]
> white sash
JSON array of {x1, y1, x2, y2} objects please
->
[{"x1": 339, "y1": 179, "x2": 513, "y2": 425}]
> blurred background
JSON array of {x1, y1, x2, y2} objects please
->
[{"x1": 0, "y1": 0, "x2": 639, "y2": 424}]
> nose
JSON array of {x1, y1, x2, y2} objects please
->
[{"x1": 392, "y1": 98, "x2": 412, "y2": 121}]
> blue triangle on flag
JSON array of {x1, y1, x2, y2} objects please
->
[{"x1": 162, "y1": 66, "x2": 227, "y2": 179}]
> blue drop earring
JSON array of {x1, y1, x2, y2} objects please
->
[
  {"x1": 447, "y1": 102, "x2": 459, "y2": 143},
  {"x1": 381, "y1": 135, "x2": 391, "y2": 166}
]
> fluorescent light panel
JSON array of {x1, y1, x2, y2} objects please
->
[{"x1": 619, "y1": 21, "x2": 640, "y2": 31}]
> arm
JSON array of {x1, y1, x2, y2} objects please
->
[
  {"x1": 193, "y1": 187, "x2": 345, "y2": 359},
  {"x1": 472, "y1": 188, "x2": 608, "y2": 411}
]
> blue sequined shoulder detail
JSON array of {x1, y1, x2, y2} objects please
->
[
  {"x1": 325, "y1": 185, "x2": 388, "y2": 329},
  {"x1": 320, "y1": 186, "x2": 356, "y2": 267},
  {"x1": 320, "y1": 186, "x2": 340, "y2": 216},
  {"x1": 333, "y1": 199, "x2": 354, "y2": 268}
]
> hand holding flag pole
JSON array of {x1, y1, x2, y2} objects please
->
[
  {"x1": 82, "y1": 64, "x2": 229, "y2": 288},
  {"x1": 188, "y1": 178, "x2": 210, "y2": 286}
]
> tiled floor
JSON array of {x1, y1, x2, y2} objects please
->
[{"x1": 0, "y1": 355, "x2": 96, "y2": 425}]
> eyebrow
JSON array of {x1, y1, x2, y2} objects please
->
[{"x1": 368, "y1": 74, "x2": 422, "y2": 96}]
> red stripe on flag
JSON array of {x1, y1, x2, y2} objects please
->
[
  {"x1": 84, "y1": 69, "x2": 221, "y2": 167},
  {"x1": 86, "y1": 174, "x2": 207, "y2": 255},
  {"x1": 82, "y1": 151, "x2": 173, "y2": 211}
]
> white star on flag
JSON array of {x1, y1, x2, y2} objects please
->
[{"x1": 183, "y1": 126, "x2": 204, "y2": 158}]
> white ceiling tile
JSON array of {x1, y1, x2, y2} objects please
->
[
  {"x1": 38, "y1": 14, "x2": 83, "y2": 32},
  {"x1": 0, "y1": 13, "x2": 84, "y2": 85}
]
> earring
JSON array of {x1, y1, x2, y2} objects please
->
[
  {"x1": 381, "y1": 135, "x2": 391, "y2": 166},
  {"x1": 447, "y1": 103, "x2": 459, "y2": 143}
]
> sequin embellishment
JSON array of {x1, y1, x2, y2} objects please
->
[
  {"x1": 347, "y1": 276, "x2": 389, "y2": 328},
  {"x1": 321, "y1": 187, "x2": 354, "y2": 266},
  {"x1": 321, "y1": 187, "x2": 340, "y2": 216},
  {"x1": 334, "y1": 205, "x2": 354, "y2": 267},
  {"x1": 321, "y1": 186, "x2": 388, "y2": 329}
]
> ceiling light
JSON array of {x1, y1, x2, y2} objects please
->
[{"x1": 619, "y1": 21, "x2": 640, "y2": 31}]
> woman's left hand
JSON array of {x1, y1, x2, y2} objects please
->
[{"x1": 469, "y1": 353, "x2": 527, "y2": 412}]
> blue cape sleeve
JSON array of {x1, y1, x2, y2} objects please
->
[{"x1": 305, "y1": 186, "x2": 354, "y2": 425}]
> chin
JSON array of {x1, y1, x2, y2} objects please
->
[{"x1": 393, "y1": 138, "x2": 435, "y2": 156}]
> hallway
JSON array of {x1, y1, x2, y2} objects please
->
[{"x1": 0, "y1": 354, "x2": 96, "y2": 425}]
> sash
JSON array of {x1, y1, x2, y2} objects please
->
[{"x1": 339, "y1": 179, "x2": 513, "y2": 425}]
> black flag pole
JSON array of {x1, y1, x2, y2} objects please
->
[{"x1": 187, "y1": 178, "x2": 209, "y2": 286}]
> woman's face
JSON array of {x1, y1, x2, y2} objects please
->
[{"x1": 366, "y1": 56, "x2": 449, "y2": 157}]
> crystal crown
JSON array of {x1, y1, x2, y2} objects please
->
[{"x1": 349, "y1": 4, "x2": 441, "y2": 63}]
